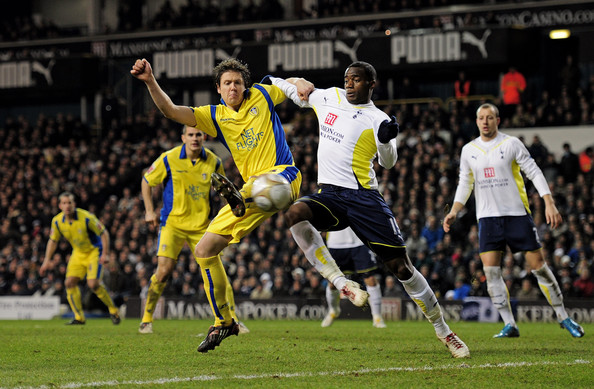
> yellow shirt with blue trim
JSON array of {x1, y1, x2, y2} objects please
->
[
  {"x1": 192, "y1": 83, "x2": 297, "y2": 183},
  {"x1": 144, "y1": 144, "x2": 224, "y2": 231},
  {"x1": 49, "y1": 208, "x2": 105, "y2": 253}
]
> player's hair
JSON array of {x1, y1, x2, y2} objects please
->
[
  {"x1": 213, "y1": 58, "x2": 251, "y2": 88},
  {"x1": 347, "y1": 61, "x2": 377, "y2": 82},
  {"x1": 58, "y1": 191, "x2": 75, "y2": 201},
  {"x1": 182, "y1": 125, "x2": 203, "y2": 136},
  {"x1": 476, "y1": 103, "x2": 499, "y2": 117}
]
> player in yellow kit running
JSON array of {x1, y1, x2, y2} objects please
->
[
  {"x1": 40, "y1": 192, "x2": 120, "y2": 325},
  {"x1": 139, "y1": 125, "x2": 248, "y2": 334}
]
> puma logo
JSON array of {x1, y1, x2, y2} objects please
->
[
  {"x1": 334, "y1": 38, "x2": 362, "y2": 62},
  {"x1": 31, "y1": 59, "x2": 56, "y2": 85},
  {"x1": 462, "y1": 29, "x2": 491, "y2": 58},
  {"x1": 215, "y1": 47, "x2": 242, "y2": 60}
]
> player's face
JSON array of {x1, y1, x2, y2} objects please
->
[
  {"x1": 182, "y1": 127, "x2": 204, "y2": 154},
  {"x1": 476, "y1": 107, "x2": 500, "y2": 140},
  {"x1": 344, "y1": 66, "x2": 374, "y2": 105},
  {"x1": 217, "y1": 71, "x2": 246, "y2": 111},
  {"x1": 59, "y1": 196, "x2": 75, "y2": 216}
]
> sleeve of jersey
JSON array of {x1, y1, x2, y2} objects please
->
[
  {"x1": 193, "y1": 106, "x2": 219, "y2": 137},
  {"x1": 513, "y1": 138, "x2": 551, "y2": 197},
  {"x1": 269, "y1": 77, "x2": 312, "y2": 108},
  {"x1": 49, "y1": 217, "x2": 61, "y2": 241},
  {"x1": 144, "y1": 156, "x2": 167, "y2": 187},
  {"x1": 453, "y1": 148, "x2": 475, "y2": 205},
  {"x1": 87, "y1": 213, "x2": 106, "y2": 236}
]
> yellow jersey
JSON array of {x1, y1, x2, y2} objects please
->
[
  {"x1": 193, "y1": 83, "x2": 298, "y2": 183},
  {"x1": 49, "y1": 208, "x2": 105, "y2": 254},
  {"x1": 144, "y1": 144, "x2": 224, "y2": 231}
]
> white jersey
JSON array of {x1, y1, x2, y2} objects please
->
[
  {"x1": 326, "y1": 227, "x2": 364, "y2": 249},
  {"x1": 271, "y1": 77, "x2": 398, "y2": 190},
  {"x1": 453, "y1": 132, "x2": 551, "y2": 220}
]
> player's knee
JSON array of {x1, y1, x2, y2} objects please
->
[
  {"x1": 87, "y1": 279, "x2": 100, "y2": 291},
  {"x1": 64, "y1": 278, "x2": 78, "y2": 289},
  {"x1": 284, "y1": 202, "x2": 311, "y2": 228}
]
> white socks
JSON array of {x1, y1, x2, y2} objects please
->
[
  {"x1": 290, "y1": 221, "x2": 348, "y2": 290},
  {"x1": 325, "y1": 285, "x2": 341, "y2": 314},
  {"x1": 400, "y1": 269, "x2": 451, "y2": 338},
  {"x1": 367, "y1": 284, "x2": 382, "y2": 318},
  {"x1": 532, "y1": 264, "x2": 568, "y2": 321},
  {"x1": 484, "y1": 266, "x2": 517, "y2": 327}
]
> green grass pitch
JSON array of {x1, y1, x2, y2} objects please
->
[{"x1": 1, "y1": 319, "x2": 592, "y2": 388}]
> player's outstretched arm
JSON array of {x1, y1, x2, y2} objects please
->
[{"x1": 130, "y1": 58, "x2": 196, "y2": 127}]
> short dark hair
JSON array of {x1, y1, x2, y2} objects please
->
[
  {"x1": 213, "y1": 58, "x2": 251, "y2": 87},
  {"x1": 347, "y1": 61, "x2": 377, "y2": 82},
  {"x1": 58, "y1": 192, "x2": 75, "y2": 202}
]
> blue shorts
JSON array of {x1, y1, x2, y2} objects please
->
[
  {"x1": 329, "y1": 245, "x2": 379, "y2": 275},
  {"x1": 478, "y1": 215, "x2": 541, "y2": 254},
  {"x1": 298, "y1": 185, "x2": 405, "y2": 261}
]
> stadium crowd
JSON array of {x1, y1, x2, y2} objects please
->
[
  {"x1": 1, "y1": 71, "x2": 593, "y2": 313},
  {"x1": 1, "y1": 0, "x2": 519, "y2": 43}
]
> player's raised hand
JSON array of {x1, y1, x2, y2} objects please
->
[{"x1": 130, "y1": 58, "x2": 153, "y2": 81}]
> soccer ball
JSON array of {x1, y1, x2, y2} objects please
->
[{"x1": 251, "y1": 174, "x2": 292, "y2": 212}]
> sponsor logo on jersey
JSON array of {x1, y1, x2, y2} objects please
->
[
  {"x1": 484, "y1": 167, "x2": 495, "y2": 178},
  {"x1": 324, "y1": 113, "x2": 338, "y2": 125}
]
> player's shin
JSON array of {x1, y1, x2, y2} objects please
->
[
  {"x1": 93, "y1": 284, "x2": 118, "y2": 315},
  {"x1": 290, "y1": 221, "x2": 348, "y2": 289},
  {"x1": 532, "y1": 263, "x2": 568, "y2": 321},
  {"x1": 484, "y1": 266, "x2": 517, "y2": 326},
  {"x1": 400, "y1": 269, "x2": 451, "y2": 337},
  {"x1": 142, "y1": 274, "x2": 166, "y2": 323},
  {"x1": 67, "y1": 286, "x2": 85, "y2": 322},
  {"x1": 197, "y1": 255, "x2": 232, "y2": 326}
]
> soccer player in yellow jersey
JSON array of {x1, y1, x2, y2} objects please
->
[
  {"x1": 39, "y1": 192, "x2": 120, "y2": 325},
  {"x1": 131, "y1": 58, "x2": 303, "y2": 352},
  {"x1": 139, "y1": 125, "x2": 248, "y2": 335}
]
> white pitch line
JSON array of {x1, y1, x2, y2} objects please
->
[{"x1": 5, "y1": 359, "x2": 591, "y2": 389}]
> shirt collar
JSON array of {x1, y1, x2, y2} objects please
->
[{"x1": 180, "y1": 144, "x2": 207, "y2": 161}]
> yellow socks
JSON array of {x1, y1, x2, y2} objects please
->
[
  {"x1": 197, "y1": 255, "x2": 232, "y2": 326},
  {"x1": 142, "y1": 274, "x2": 167, "y2": 323},
  {"x1": 93, "y1": 284, "x2": 119, "y2": 315},
  {"x1": 66, "y1": 286, "x2": 85, "y2": 322}
]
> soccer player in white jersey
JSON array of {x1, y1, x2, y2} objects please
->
[
  {"x1": 443, "y1": 103, "x2": 584, "y2": 338},
  {"x1": 268, "y1": 61, "x2": 470, "y2": 358},
  {"x1": 322, "y1": 227, "x2": 387, "y2": 328}
]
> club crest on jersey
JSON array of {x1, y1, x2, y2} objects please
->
[
  {"x1": 484, "y1": 167, "x2": 495, "y2": 178},
  {"x1": 249, "y1": 107, "x2": 259, "y2": 116},
  {"x1": 324, "y1": 113, "x2": 338, "y2": 125}
]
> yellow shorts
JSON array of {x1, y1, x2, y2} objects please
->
[
  {"x1": 66, "y1": 248, "x2": 102, "y2": 280},
  {"x1": 157, "y1": 224, "x2": 205, "y2": 260},
  {"x1": 207, "y1": 165, "x2": 302, "y2": 244}
]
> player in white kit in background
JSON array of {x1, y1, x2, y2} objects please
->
[{"x1": 323, "y1": 227, "x2": 386, "y2": 328}]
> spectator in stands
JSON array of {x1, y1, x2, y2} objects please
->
[
  {"x1": 579, "y1": 147, "x2": 593, "y2": 174},
  {"x1": 515, "y1": 278, "x2": 541, "y2": 300},
  {"x1": 421, "y1": 215, "x2": 444, "y2": 252},
  {"x1": 454, "y1": 71, "x2": 471, "y2": 99},
  {"x1": 560, "y1": 143, "x2": 581, "y2": 183},
  {"x1": 500, "y1": 66, "x2": 526, "y2": 119},
  {"x1": 573, "y1": 268, "x2": 594, "y2": 298}
]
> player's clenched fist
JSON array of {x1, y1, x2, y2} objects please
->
[{"x1": 130, "y1": 58, "x2": 153, "y2": 81}]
